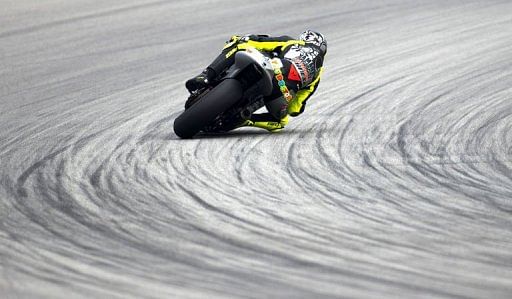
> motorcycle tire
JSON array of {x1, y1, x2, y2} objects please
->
[{"x1": 174, "y1": 79, "x2": 243, "y2": 138}]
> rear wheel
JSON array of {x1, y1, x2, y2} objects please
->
[{"x1": 174, "y1": 79, "x2": 243, "y2": 138}]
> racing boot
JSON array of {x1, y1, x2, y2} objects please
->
[
  {"x1": 185, "y1": 68, "x2": 215, "y2": 93},
  {"x1": 238, "y1": 115, "x2": 289, "y2": 132}
]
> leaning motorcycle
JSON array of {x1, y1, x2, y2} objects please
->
[{"x1": 173, "y1": 47, "x2": 280, "y2": 139}]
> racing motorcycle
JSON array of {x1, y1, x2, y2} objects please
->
[{"x1": 173, "y1": 47, "x2": 280, "y2": 138}]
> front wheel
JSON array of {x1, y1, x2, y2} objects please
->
[{"x1": 173, "y1": 79, "x2": 243, "y2": 138}]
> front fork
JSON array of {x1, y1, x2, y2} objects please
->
[
  {"x1": 240, "y1": 96, "x2": 265, "y2": 120},
  {"x1": 202, "y1": 95, "x2": 264, "y2": 133}
]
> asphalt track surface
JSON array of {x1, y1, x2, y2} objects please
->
[{"x1": 1, "y1": 0, "x2": 512, "y2": 298}]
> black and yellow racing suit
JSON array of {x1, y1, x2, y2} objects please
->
[{"x1": 207, "y1": 34, "x2": 325, "y2": 132}]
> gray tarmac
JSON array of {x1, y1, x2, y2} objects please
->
[{"x1": 1, "y1": 0, "x2": 512, "y2": 298}]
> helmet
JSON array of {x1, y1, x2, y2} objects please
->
[{"x1": 299, "y1": 30, "x2": 327, "y2": 54}]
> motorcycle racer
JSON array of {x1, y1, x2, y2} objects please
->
[{"x1": 185, "y1": 30, "x2": 327, "y2": 132}]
